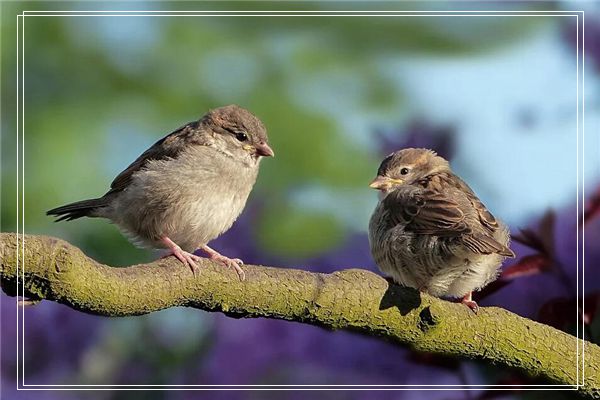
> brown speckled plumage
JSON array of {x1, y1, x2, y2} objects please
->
[
  {"x1": 368, "y1": 148, "x2": 514, "y2": 301},
  {"x1": 47, "y1": 105, "x2": 273, "y2": 277}
]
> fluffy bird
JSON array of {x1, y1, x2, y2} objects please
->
[
  {"x1": 368, "y1": 148, "x2": 514, "y2": 312},
  {"x1": 47, "y1": 105, "x2": 274, "y2": 280}
]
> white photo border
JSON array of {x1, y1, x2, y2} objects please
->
[{"x1": 14, "y1": 8, "x2": 586, "y2": 392}]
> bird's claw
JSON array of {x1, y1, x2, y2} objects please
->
[
  {"x1": 200, "y1": 245, "x2": 246, "y2": 281},
  {"x1": 461, "y1": 292, "x2": 479, "y2": 314},
  {"x1": 210, "y1": 254, "x2": 246, "y2": 281},
  {"x1": 160, "y1": 242, "x2": 201, "y2": 276},
  {"x1": 462, "y1": 300, "x2": 479, "y2": 314}
]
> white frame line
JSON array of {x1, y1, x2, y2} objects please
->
[
  {"x1": 21, "y1": 12, "x2": 26, "y2": 390},
  {"x1": 15, "y1": 14, "x2": 581, "y2": 17},
  {"x1": 581, "y1": 11, "x2": 586, "y2": 387},
  {"x1": 15, "y1": 9, "x2": 585, "y2": 391},
  {"x1": 576, "y1": 11, "x2": 580, "y2": 388},
  {"x1": 15, "y1": 11, "x2": 21, "y2": 395},
  {"x1": 21, "y1": 10, "x2": 591, "y2": 14}
]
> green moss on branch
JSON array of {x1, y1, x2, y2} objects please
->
[{"x1": 1, "y1": 233, "x2": 598, "y2": 398}]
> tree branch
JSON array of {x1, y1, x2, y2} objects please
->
[{"x1": 1, "y1": 233, "x2": 598, "y2": 397}]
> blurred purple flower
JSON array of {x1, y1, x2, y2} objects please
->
[
  {"x1": 3, "y1": 124, "x2": 596, "y2": 398},
  {"x1": 375, "y1": 119, "x2": 456, "y2": 160},
  {"x1": 563, "y1": 17, "x2": 600, "y2": 71},
  {"x1": 303, "y1": 233, "x2": 376, "y2": 273},
  {"x1": 582, "y1": 185, "x2": 600, "y2": 224},
  {"x1": 480, "y1": 184, "x2": 600, "y2": 334},
  {"x1": 1, "y1": 298, "x2": 102, "y2": 397}
]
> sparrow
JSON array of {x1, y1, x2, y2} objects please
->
[
  {"x1": 368, "y1": 148, "x2": 514, "y2": 312},
  {"x1": 47, "y1": 105, "x2": 274, "y2": 280}
]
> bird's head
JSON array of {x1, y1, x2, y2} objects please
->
[
  {"x1": 203, "y1": 104, "x2": 274, "y2": 164},
  {"x1": 369, "y1": 148, "x2": 450, "y2": 193}
]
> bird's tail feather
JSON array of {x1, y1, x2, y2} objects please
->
[{"x1": 46, "y1": 198, "x2": 107, "y2": 222}]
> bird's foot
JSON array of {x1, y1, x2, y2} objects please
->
[
  {"x1": 461, "y1": 292, "x2": 479, "y2": 314},
  {"x1": 160, "y1": 237, "x2": 201, "y2": 276},
  {"x1": 200, "y1": 245, "x2": 245, "y2": 281}
]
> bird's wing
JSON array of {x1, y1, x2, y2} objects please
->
[
  {"x1": 436, "y1": 173, "x2": 499, "y2": 232},
  {"x1": 107, "y1": 122, "x2": 201, "y2": 194},
  {"x1": 462, "y1": 232, "x2": 515, "y2": 257},
  {"x1": 384, "y1": 186, "x2": 470, "y2": 236},
  {"x1": 384, "y1": 186, "x2": 513, "y2": 257}
]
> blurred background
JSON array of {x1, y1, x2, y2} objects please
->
[{"x1": 1, "y1": 1, "x2": 599, "y2": 399}]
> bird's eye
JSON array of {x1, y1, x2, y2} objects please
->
[
  {"x1": 235, "y1": 132, "x2": 248, "y2": 142},
  {"x1": 400, "y1": 168, "x2": 410, "y2": 175}
]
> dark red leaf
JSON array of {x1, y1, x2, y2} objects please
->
[
  {"x1": 581, "y1": 185, "x2": 600, "y2": 225},
  {"x1": 513, "y1": 210, "x2": 555, "y2": 256},
  {"x1": 538, "y1": 292, "x2": 599, "y2": 331},
  {"x1": 538, "y1": 297, "x2": 575, "y2": 330},
  {"x1": 538, "y1": 210, "x2": 556, "y2": 257},
  {"x1": 584, "y1": 294, "x2": 600, "y2": 325},
  {"x1": 500, "y1": 254, "x2": 554, "y2": 280},
  {"x1": 476, "y1": 387, "x2": 522, "y2": 399},
  {"x1": 407, "y1": 351, "x2": 460, "y2": 370},
  {"x1": 475, "y1": 254, "x2": 553, "y2": 301},
  {"x1": 476, "y1": 378, "x2": 526, "y2": 399},
  {"x1": 512, "y1": 228, "x2": 545, "y2": 252},
  {"x1": 476, "y1": 375, "x2": 547, "y2": 399}
]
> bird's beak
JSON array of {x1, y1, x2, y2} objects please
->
[
  {"x1": 369, "y1": 176, "x2": 403, "y2": 191},
  {"x1": 255, "y1": 142, "x2": 275, "y2": 157}
]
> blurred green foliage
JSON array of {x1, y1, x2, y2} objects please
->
[
  {"x1": 1, "y1": 1, "x2": 542, "y2": 262},
  {"x1": 2, "y1": 1, "x2": 572, "y2": 392}
]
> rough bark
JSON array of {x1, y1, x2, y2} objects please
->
[{"x1": 1, "y1": 232, "x2": 598, "y2": 397}]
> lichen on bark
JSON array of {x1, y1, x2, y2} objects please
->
[{"x1": 0, "y1": 233, "x2": 598, "y2": 398}]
